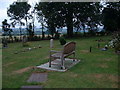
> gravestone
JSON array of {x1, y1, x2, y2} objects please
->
[
  {"x1": 50, "y1": 39, "x2": 53, "y2": 48},
  {"x1": 22, "y1": 36, "x2": 28, "y2": 47},
  {"x1": 27, "y1": 73, "x2": 47, "y2": 83},
  {"x1": 90, "y1": 46, "x2": 92, "y2": 52},
  {"x1": 98, "y1": 43, "x2": 100, "y2": 48},
  {"x1": 22, "y1": 36, "x2": 28, "y2": 43}
]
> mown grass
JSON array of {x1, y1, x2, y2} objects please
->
[{"x1": 2, "y1": 35, "x2": 118, "y2": 88}]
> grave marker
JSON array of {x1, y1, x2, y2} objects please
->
[
  {"x1": 90, "y1": 46, "x2": 92, "y2": 52},
  {"x1": 50, "y1": 39, "x2": 53, "y2": 48}
]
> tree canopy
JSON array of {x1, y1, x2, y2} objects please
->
[
  {"x1": 7, "y1": 1, "x2": 31, "y2": 39},
  {"x1": 7, "y1": 2, "x2": 31, "y2": 27},
  {"x1": 35, "y1": 2, "x2": 101, "y2": 37},
  {"x1": 102, "y1": 2, "x2": 120, "y2": 32},
  {"x1": 6, "y1": 1, "x2": 120, "y2": 38}
]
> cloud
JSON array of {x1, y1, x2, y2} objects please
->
[
  {"x1": 0, "y1": 9, "x2": 7, "y2": 20},
  {"x1": 0, "y1": 0, "x2": 16, "y2": 9},
  {"x1": 0, "y1": 0, "x2": 40, "y2": 27},
  {"x1": 0, "y1": 9, "x2": 8, "y2": 27},
  {"x1": 0, "y1": 0, "x2": 16, "y2": 25}
]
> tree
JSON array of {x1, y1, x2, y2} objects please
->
[
  {"x1": 27, "y1": 23, "x2": 34, "y2": 38},
  {"x1": 102, "y1": 2, "x2": 120, "y2": 32},
  {"x1": 2, "y1": 19, "x2": 13, "y2": 43},
  {"x1": 35, "y1": 7, "x2": 47, "y2": 39},
  {"x1": 7, "y1": 2, "x2": 31, "y2": 39},
  {"x1": 2, "y1": 19, "x2": 9, "y2": 33},
  {"x1": 24, "y1": 13, "x2": 33, "y2": 36},
  {"x1": 2, "y1": 19, "x2": 13, "y2": 37},
  {"x1": 35, "y1": 2, "x2": 65, "y2": 38},
  {"x1": 31, "y1": 9, "x2": 36, "y2": 36},
  {"x1": 35, "y1": 2, "x2": 101, "y2": 37}
]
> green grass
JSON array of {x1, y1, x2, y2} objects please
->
[{"x1": 2, "y1": 35, "x2": 118, "y2": 88}]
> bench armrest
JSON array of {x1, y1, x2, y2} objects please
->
[{"x1": 50, "y1": 50, "x2": 62, "y2": 53}]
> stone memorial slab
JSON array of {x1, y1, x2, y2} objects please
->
[
  {"x1": 36, "y1": 58, "x2": 80, "y2": 72},
  {"x1": 27, "y1": 73, "x2": 47, "y2": 83}
]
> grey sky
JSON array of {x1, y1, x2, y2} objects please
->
[{"x1": 0, "y1": 0, "x2": 39, "y2": 28}]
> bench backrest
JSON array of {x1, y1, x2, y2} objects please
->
[{"x1": 63, "y1": 42, "x2": 76, "y2": 54}]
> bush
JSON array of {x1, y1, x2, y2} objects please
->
[
  {"x1": 28, "y1": 36, "x2": 41, "y2": 41},
  {"x1": 74, "y1": 32, "x2": 83, "y2": 37},
  {"x1": 99, "y1": 31, "x2": 106, "y2": 36},
  {"x1": 55, "y1": 32, "x2": 60, "y2": 39},
  {"x1": 59, "y1": 36, "x2": 66, "y2": 45},
  {"x1": 14, "y1": 36, "x2": 19, "y2": 42},
  {"x1": 88, "y1": 30, "x2": 96, "y2": 36},
  {"x1": 62, "y1": 34, "x2": 68, "y2": 38},
  {"x1": 22, "y1": 42, "x2": 30, "y2": 47},
  {"x1": 2, "y1": 38, "x2": 8, "y2": 47},
  {"x1": 115, "y1": 43, "x2": 120, "y2": 52},
  {"x1": 109, "y1": 31, "x2": 120, "y2": 52},
  {"x1": 33, "y1": 36, "x2": 40, "y2": 41},
  {"x1": 90, "y1": 30, "x2": 96, "y2": 36}
]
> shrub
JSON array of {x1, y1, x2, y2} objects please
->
[
  {"x1": 46, "y1": 35, "x2": 51, "y2": 40},
  {"x1": 62, "y1": 34, "x2": 68, "y2": 38},
  {"x1": 28, "y1": 36, "x2": 41, "y2": 41},
  {"x1": 2, "y1": 38, "x2": 8, "y2": 47},
  {"x1": 88, "y1": 30, "x2": 96, "y2": 36},
  {"x1": 22, "y1": 42, "x2": 30, "y2": 47},
  {"x1": 115, "y1": 43, "x2": 120, "y2": 52},
  {"x1": 109, "y1": 31, "x2": 120, "y2": 52},
  {"x1": 33, "y1": 36, "x2": 40, "y2": 41},
  {"x1": 55, "y1": 32, "x2": 60, "y2": 39},
  {"x1": 14, "y1": 36, "x2": 19, "y2": 42},
  {"x1": 99, "y1": 31, "x2": 106, "y2": 36},
  {"x1": 59, "y1": 36, "x2": 66, "y2": 45}
]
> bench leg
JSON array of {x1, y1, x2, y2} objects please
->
[
  {"x1": 49, "y1": 56, "x2": 51, "y2": 67},
  {"x1": 61, "y1": 57, "x2": 65, "y2": 69},
  {"x1": 73, "y1": 53, "x2": 75, "y2": 61}
]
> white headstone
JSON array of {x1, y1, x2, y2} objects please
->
[{"x1": 50, "y1": 39, "x2": 53, "y2": 48}]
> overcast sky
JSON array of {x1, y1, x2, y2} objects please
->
[{"x1": 0, "y1": 0, "x2": 40, "y2": 28}]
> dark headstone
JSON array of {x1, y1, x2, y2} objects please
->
[
  {"x1": 90, "y1": 46, "x2": 92, "y2": 52},
  {"x1": 98, "y1": 43, "x2": 100, "y2": 48},
  {"x1": 27, "y1": 73, "x2": 47, "y2": 83},
  {"x1": 14, "y1": 51, "x2": 19, "y2": 54}
]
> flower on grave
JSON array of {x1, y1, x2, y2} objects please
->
[
  {"x1": 109, "y1": 40, "x2": 114, "y2": 48},
  {"x1": 108, "y1": 39, "x2": 117, "y2": 48},
  {"x1": 105, "y1": 45, "x2": 108, "y2": 47},
  {"x1": 28, "y1": 48, "x2": 31, "y2": 50}
]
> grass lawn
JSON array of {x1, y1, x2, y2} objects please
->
[{"x1": 2, "y1": 35, "x2": 118, "y2": 88}]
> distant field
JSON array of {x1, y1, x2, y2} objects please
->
[{"x1": 2, "y1": 35, "x2": 118, "y2": 88}]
